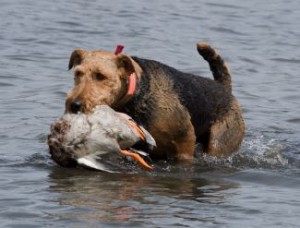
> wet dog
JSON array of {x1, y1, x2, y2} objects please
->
[{"x1": 65, "y1": 42, "x2": 245, "y2": 162}]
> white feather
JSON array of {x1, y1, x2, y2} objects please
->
[{"x1": 77, "y1": 155, "x2": 117, "y2": 173}]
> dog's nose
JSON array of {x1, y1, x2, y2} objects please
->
[{"x1": 70, "y1": 100, "x2": 82, "y2": 113}]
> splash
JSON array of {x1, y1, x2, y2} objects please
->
[{"x1": 195, "y1": 134, "x2": 289, "y2": 170}]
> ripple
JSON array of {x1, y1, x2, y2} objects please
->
[
  {"x1": 56, "y1": 21, "x2": 83, "y2": 27},
  {"x1": 210, "y1": 26, "x2": 246, "y2": 36},
  {"x1": 270, "y1": 58, "x2": 300, "y2": 64},
  {"x1": 4, "y1": 54, "x2": 36, "y2": 62},
  {"x1": 206, "y1": 2, "x2": 245, "y2": 10},
  {"x1": 0, "y1": 82, "x2": 14, "y2": 87},
  {"x1": 286, "y1": 118, "x2": 300, "y2": 123}
]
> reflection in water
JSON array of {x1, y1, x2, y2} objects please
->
[
  {"x1": 45, "y1": 132, "x2": 290, "y2": 225},
  {"x1": 48, "y1": 167, "x2": 239, "y2": 224}
]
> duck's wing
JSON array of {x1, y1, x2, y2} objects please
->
[
  {"x1": 76, "y1": 154, "x2": 118, "y2": 173},
  {"x1": 138, "y1": 125, "x2": 157, "y2": 149},
  {"x1": 125, "y1": 119, "x2": 156, "y2": 149}
]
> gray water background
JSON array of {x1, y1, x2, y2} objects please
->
[{"x1": 0, "y1": 0, "x2": 300, "y2": 227}]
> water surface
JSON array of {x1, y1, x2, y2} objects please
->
[{"x1": 0, "y1": 0, "x2": 300, "y2": 227}]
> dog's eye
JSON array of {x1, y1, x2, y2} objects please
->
[
  {"x1": 74, "y1": 70, "x2": 83, "y2": 78},
  {"x1": 95, "y1": 73, "x2": 106, "y2": 81}
]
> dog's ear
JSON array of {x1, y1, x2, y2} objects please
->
[
  {"x1": 116, "y1": 55, "x2": 135, "y2": 78},
  {"x1": 68, "y1": 49, "x2": 86, "y2": 70}
]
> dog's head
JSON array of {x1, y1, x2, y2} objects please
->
[{"x1": 65, "y1": 49, "x2": 139, "y2": 113}]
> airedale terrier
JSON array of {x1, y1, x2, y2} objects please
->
[{"x1": 65, "y1": 42, "x2": 245, "y2": 162}]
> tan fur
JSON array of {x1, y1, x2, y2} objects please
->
[
  {"x1": 146, "y1": 71, "x2": 196, "y2": 161},
  {"x1": 197, "y1": 42, "x2": 232, "y2": 93},
  {"x1": 206, "y1": 99, "x2": 245, "y2": 156},
  {"x1": 66, "y1": 50, "x2": 140, "y2": 113}
]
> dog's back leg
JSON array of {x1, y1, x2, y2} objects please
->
[
  {"x1": 205, "y1": 99, "x2": 245, "y2": 156},
  {"x1": 197, "y1": 42, "x2": 232, "y2": 93}
]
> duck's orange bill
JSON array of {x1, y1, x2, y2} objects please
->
[{"x1": 120, "y1": 150, "x2": 153, "y2": 171}]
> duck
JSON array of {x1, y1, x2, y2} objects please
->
[{"x1": 48, "y1": 105, "x2": 156, "y2": 173}]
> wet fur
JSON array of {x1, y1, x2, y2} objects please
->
[
  {"x1": 66, "y1": 42, "x2": 245, "y2": 161},
  {"x1": 118, "y1": 57, "x2": 240, "y2": 159}
]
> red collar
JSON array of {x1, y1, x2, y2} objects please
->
[
  {"x1": 115, "y1": 44, "x2": 136, "y2": 107},
  {"x1": 113, "y1": 45, "x2": 137, "y2": 107},
  {"x1": 115, "y1": 72, "x2": 136, "y2": 107}
]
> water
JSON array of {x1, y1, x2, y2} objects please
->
[{"x1": 1, "y1": 0, "x2": 300, "y2": 227}]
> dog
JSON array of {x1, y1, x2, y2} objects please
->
[{"x1": 65, "y1": 42, "x2": 245, "y2": 162}]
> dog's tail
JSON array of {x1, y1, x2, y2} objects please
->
[{"x1": 197, "y1": 42, "x2": 232, "y2": 93}]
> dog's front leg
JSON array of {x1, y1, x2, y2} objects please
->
[
  {"x1": 171, "y1": 120, "x2": 196, "y2": 162},
  {"x1": 147, "y1": 114, "x2": 196, "y2": 162}
]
